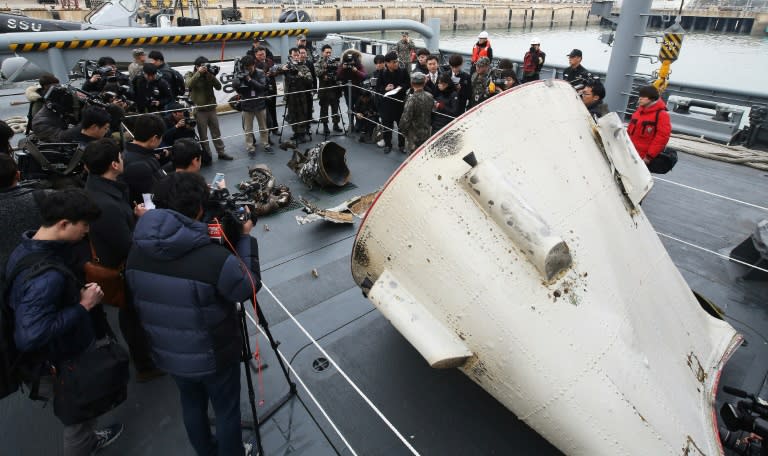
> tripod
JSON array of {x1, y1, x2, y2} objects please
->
[
  {"x1": 237, "y1": 300, "x2": 297, "y2": 456},
  {"x1": 315, "y1": 96, "x2": 347, "y2": 139},
  {"x1": 278, "y1": 93, "x2": 313, "y2": 144}
]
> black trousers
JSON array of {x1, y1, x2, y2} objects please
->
[{"x1": 118, "y1": 302, "x2": 155, "y2": 373}]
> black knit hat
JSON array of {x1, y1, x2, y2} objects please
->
[{"x1": 637, "y1": 85, "x2": 659, "y2": 100}]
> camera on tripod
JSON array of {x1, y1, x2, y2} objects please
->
[
  {"x1": 325, "y1": 57, "x2": 340, "y2": 79},
  {"x1": 719, "y1": 385, "x2": 768, "y2": 455}
]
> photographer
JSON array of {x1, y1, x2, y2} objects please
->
[
  {"x1": 185, "y1": 56, "x2": 232, "y2": 162},
  {"x1": 336, "y1": 49, "x2": 366, "y2": 126},
  {"x1": 237, "y1": 55, "x2": 271, "y2": 156},
  {"x1": 82, "y1": 57, "x2": 128, "y2": 95},
  {"x1": 161, "y1": 102, "x2": 197, "y2": 150},
  {"x1": 315, "y1": 45, "x2": 342, "y2": 136},
  {"x1": 132, "y1": 63, "x2": 172, "y2": 113},
  {"x1": 281, "y1": 47, "x2": 314, "y2": 143},
  {"x1": 251, "y1": 46, "x2": 278, "y2": 135},
  {"x1": 353, "y1": 90, "x2": 377, "y2": 143},
  {"x1": 24, "y1": 73, "x2": 59, "y2": 132},
  {"x1": 29, "y1": 85, "x2": 79, "y2": 143},
  {"x1": 126, "y1": 172, "x2": 261, "y2": 456}
]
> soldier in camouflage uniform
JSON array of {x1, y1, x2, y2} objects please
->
[
  {"x1": 399, "y1": 72, "x2": 434, "y2": 154},
  {"x1": 469, "y1": 57, "x2": 499, "y2": 108},
  {"x1": 395, "y1": 32, "x2": 416, "y2": 70},
  {"x1": 282, "y1": 47, "x2": 315, "y2": 142}
]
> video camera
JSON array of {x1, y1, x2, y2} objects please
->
[
  {"x1": 719, "y1": 385, "x2": 768, "y2": 455},
  {"x1": 489, "y1": 68, "x2": 505, "y2": 89},
  {"x1": 206, "y1": 187, "x2": 258, "y2": 246},
  {"x1": 325, "y1": 56, "x2": 340, "y2": 77},
  {"x1": 16, "y1": 139, "x2": 85, "y2": 189}
]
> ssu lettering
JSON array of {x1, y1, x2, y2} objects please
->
[{"x1": 6, "y1": 19, "x2": 43, "y2": 32}]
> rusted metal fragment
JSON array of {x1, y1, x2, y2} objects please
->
[{"x1": 295, "y1": 191, "x2": 379, "y2": 225}]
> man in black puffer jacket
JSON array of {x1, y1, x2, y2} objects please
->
[{"x1": 125, "y1": 172, "x2": 261, "y2": 456}]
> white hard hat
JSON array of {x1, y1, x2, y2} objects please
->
[
  {"x1": 478, "y1": 31, "x2": 489, "y2": 39},
  {"x1": 530, "y1": 37, "x2": 540, "y2": 45}
]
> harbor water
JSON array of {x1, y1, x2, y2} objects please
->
[{"x1": 364, "y1": 26, "x2": 768, "y2": 94}]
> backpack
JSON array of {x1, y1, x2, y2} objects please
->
[
  {"x1": 161, "y1": 68, "x2": 186, "y2": 99},
  {"x1": 0, "y1": 252, "x2": 75, "y2": 401}
]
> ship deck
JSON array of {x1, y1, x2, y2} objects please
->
[{"x1": 1, "y1": 93, "x2": 767, "y2": 456}]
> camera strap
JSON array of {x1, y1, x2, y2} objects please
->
[{"x1": 24, "y1": 140, "x2": 85, "y2": 176}]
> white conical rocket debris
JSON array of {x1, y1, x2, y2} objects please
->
[{"x1": 351, "y1": 80, "x2": 740, "y2": 456}]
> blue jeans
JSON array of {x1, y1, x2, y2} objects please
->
[{"x1": 172, "y1": 363, "x2": 242, "y2": 456}]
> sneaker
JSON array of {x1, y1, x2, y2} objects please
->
[
  {"x1": 263, "y1": 145, "x2": 273, "y2": 154},
  {"x1": 383, "y1": 146, "x2": 392, "y2": 154},
  {"x1": 92, "y1": 424, "x2": 123, "y2": 454},
  {"x1": 376, "y1": 139, "x2": 386, "y2": 148},
  {"x1": 243, "y1": 441, "x2": 260, "y2": 456},
  {"x1": 399, "y1": 146, "x2": 406, "y2": 154},
  {"x1": 218, "y1": 152, "x2": 234, "y2": 161},
  {"x1": 358, "y1": 134, "x2": 368, "y2": 143},
  {"x1": 248, "y1": 149, "x2": 256, "y2": 158}
]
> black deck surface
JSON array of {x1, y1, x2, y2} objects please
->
[{"x1": 1, "y1": 102, "x2": 767, "y2": 455}]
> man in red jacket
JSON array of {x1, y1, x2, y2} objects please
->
[{"x1": 627, "y1": 85, "x2": 671, "y2": 164}]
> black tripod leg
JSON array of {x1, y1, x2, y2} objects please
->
[
  {"x1": 254, "y1": 302, "x2": 297, "y2": 394},
  {"x1": 239, "y1": 305, "x2": 265, "y2": 456}
]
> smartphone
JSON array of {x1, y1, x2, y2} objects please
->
[{"x1": 211, "y1": 173, "x2": 225, "y2": 188}]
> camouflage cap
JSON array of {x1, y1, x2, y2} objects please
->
[
  {"x1": 132, "y1": 48, "x2": 145, "y2": 57},
  {"x1": 410, "y1": 72, "x2": 426, "y2": 84},
  {"x1": 476, "y1": 57, "x2": 491, "y2": 67}
]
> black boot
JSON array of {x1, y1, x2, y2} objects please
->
[
  {"x1": 332, "y1": 123, "x2": 342, "y2": 132},
  {"x1": 322, "y1": 123, "x2": 330, "y2": 136}
]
